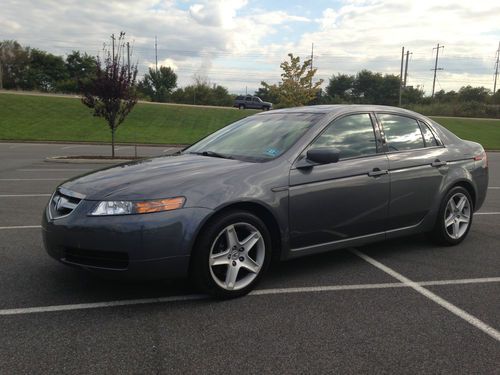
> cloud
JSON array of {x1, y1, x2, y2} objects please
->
[{"x1": 1, "y1": 0, "x2": 499, "y2": 93}]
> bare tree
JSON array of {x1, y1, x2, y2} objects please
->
[{"x1": 81, "y1": 32, "x2": 138, "y2": 158}]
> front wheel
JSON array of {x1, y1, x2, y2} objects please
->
[
  {"x1": 190, "y1": 211, "x2": 271, "y2": 298},
  {"x1": 238, "y1": 104, "x2": 245, "y2": 110},
  {"x1": 431, "y1": 186, "x2": 473, "y2": 245}
]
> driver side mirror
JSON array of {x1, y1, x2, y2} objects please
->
[{"x1": 296, "y1": 148, "x2": 340, "y2": 169}]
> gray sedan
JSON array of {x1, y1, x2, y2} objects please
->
[{"x1": 42, "y1": 105, "x2": 488, "y2": 298}]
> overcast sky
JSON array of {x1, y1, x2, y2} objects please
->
[{"x1": 2, "y1": 0, "x2": 500, "y2": 95}]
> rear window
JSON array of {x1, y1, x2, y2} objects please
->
[
  {"x1": 378, "y1": 114, "x2": 425, "y2": 151},
  {"x1": 419, "y1": 121, "x2": 439, "y2": 147}
]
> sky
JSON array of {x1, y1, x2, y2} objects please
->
[{"x1": 1, "y1": 0, "x2": 500, "y2": 95}]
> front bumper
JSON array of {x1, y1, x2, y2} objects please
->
[{"x1": 42, "y1": 200, "x2": 212, "y2": 279}]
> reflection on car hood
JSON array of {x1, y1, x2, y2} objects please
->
[{"x1": 60, "y1": 154, "x2": 251, "y2": 201}]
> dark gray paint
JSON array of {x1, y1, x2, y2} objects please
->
[{"x1": 42, "y1": 105, "x2": 489, "y2": 278}]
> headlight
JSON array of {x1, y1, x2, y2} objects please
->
[{"x1": 90, "y1": 197, "x2": 185, "y2": 216}]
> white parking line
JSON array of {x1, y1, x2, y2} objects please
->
[
  {"x1": 351, "y1": 249, "x2": 500, "y2": 342},
  {"x1": 0, "y1": 277, "x2": 499, "y2": 317},
  {"x1": 0, "y1": 194, "x2": 51, "y2": 197},
  {"x1": 0, "y1": 225, "x2": 41, "y2": 230},
  {"x1": 475, "y1": 212, "x2": 500, "y2": 215},
  {"x1": 0, "y1": 178, "x2": 63, "y2": 181},
  {"x1": 18, "y1": 169, "x2": 91, "y2": 172},
  {"x1": 488, "y1": 187, "x2": 500, "y2": 189}
]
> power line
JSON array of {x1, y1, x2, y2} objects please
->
[{"x1": 494, "y1": 42, "x2": 500, "y2": 94}]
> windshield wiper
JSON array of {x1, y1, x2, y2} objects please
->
[{"x1": 187, "y1": 151, "x2": 234, "y2": 159}]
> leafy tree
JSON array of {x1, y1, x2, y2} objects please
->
[
  {"x1": 81, "y1": 32, "x2": 138, "y2": 158},
  {"x1": 254, "y1": 84, "x2": 279, "y2": 104},
  {"x1": 402, "y1": 86, "x2": 425, "y2": 104},
  {"x1": 0, "y1": 40, "x2": 30, "y2": 89},
  {"x1": 457, "y1": 85, "x2": 490, "y2": 103},
  {"x1": 326, "y1": 73, "x2": 355, "y2": 101},
  {"x1": 352, "y1": 70, "x2": 399, "y2": 106},
  {"x1": 58, "y1": 51, "x2": 97, "y2": 93},
  {"x1": 434, "y1": 89, "x2": 458, "y2": 103},
  {"x1": 261, "y1": 53, "x2": 323, "y2": 108},
  {"x1": 22, "y1": 49, "x2": 68, "y2": 91},
  {"x1": 139, "y1": 66, "x2": 177, "y2": 102},
  {"x1": 171, "y1": 76, "x2": 232, "y2": 106}
]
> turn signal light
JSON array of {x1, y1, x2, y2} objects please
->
[{"x1": 134, "y1": 197, "x2": 186, "y2": 214}]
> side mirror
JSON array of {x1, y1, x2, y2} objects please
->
[
  {"x1": 296, "y1": 148, "x2": 340, "y2": 169},
  {"x1": 307, "y1": 148, "x2": 340, "y2": 164}
]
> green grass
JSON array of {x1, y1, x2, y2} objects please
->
[
  {"x1": 0, "y1": 93, "x2": 257, "y2": 145},
  {"x1": 430, "y1": 117, "x2": 500, "y2": 150},
  {"x1": 1, "y1": 92, "x2": 499, "y2": 149}
]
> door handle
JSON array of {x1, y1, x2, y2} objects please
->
[
  {"x1": 431, "y1": 159, "x2": 448, "y2": 168},
  {"x1": 368, "y1": 168, "x2": 389, "y2": 177}
]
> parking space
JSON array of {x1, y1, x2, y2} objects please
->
[{"x1": 0, "y1": 142, "x2": 499, "y2": 373}]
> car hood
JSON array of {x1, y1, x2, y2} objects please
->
[{"x1": 60, "y1": 154, "x2": 254, "y2": 201}]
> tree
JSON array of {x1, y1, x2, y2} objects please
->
[
  {"x1": 261, "y1": 53, "x2": 323, "y2": 108},
  {"x1": 22, "y1": 49, "x2": 68, "y2": 91},
  {"x1": 402, "y1": 86, "x2": 425, "y2": 104},
  {"x1": 457, "y1": 85, "x2": 490, "y2": 103},
  {"x1": 81, "y1": 32, "x2": 138, "y2": 158},
  {"x1": 139, "y1": 66, "x2": 177, "y2": 102},
  {"x1": 58, "y1": 51, "x2": 97, "y2": 93},
  {"x1": 326, "y1": 73, "x2": 355, "y2": 101},
  {"x1": 351, "y1": 70, "x2": 399, "y2": 106},
  {"x1": 0, "y1": 40, "x2": 30, "y2": 89},
  {"x1": 171, "y1": 76, "x2": 233, "y2": 106}
]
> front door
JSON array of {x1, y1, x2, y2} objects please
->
[{"x1": 289, "y1": 113, "x2": 390, "y2": 253}]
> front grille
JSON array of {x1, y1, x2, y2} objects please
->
[
  {"x1": 63, "y1": 248, "x2": 129, "y2": 270},
  {"x1": 49, "y1": 188, "x2": 83, "y2": 219}
]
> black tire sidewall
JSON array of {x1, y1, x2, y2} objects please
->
[
  {"x1": 191, "y1": 210, "x2": 272, "y2": 298},
  {"x1": 433, "y1": 186, "x2": 473, "y2": 245}
]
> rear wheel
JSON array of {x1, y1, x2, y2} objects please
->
[
  {"x1": 238, "y1": 104, "x2": 245, "y2": 110},
  {"x1": 190, "y1": 211, "x2": 271, "y2": 298},
  {"x1": 432, "y1": 186, "x2": 473, "y2": 245}
]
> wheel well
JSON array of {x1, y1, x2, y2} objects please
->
[
  {"x1": 194, "y1": 202, "x2": 282, "y2": 262},
  {"x1": 453, "y1": 181, "x2": 476, "y2": 209}
]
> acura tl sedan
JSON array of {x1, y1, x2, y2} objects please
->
[{"x1": 42, "y1": 105, "x2": 488, "y2": 298}]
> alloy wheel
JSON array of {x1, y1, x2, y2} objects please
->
[
  {"x1": 444, "y1": 192, "x2": 471, "y2": 240},
  {"x1": 209, "y1": 222, "x2": 265, "y2": 291}
]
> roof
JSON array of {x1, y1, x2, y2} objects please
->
[{"x1": 262, "y1": 104, "x2": 423, "y2": 118}]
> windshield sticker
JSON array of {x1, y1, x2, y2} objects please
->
[{"x1": 264, "y1": 148, "x2": 280, "y2": 157}]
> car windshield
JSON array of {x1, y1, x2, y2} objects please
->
[{"x1": 184, "y1": 113, "x2": 321, "y2": 162}]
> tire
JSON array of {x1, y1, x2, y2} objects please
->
[
  {"x1": 238, "y1": 104, "x2": 245, "y2": 110},
  {"x1": 190, "y1": 210, "x2": 272, "y2": 298},
  {"x1": 262, "y1": 106, "x2": 270, "y2": 111},
  {"x1": 431, "y1": 186, "x2": 473, "y2": 246}
]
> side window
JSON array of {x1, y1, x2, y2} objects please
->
[
  {"x1": 253, "y1": 97, "x2": 260, "y2": 103},
  {"x1": 245, "y1": 96, "x2": 252, "y2": 101},
  {"x1": 378, "y1": 114, "x2": 425, "y2": 151},
  {"x1": 418, "y1": 121, "x2": 439, "y2": 147},
  {"x1": 311, "y1": 114, "x2": 377, "y2": 159}
]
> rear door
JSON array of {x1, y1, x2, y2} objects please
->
[
  {"x1": 376, "y1": 113, "x2": 448, "y2": 230},
  {"x1": 289, "y1": 113, "x2": 390, "y2": 252}
]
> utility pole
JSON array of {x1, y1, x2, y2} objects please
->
[
  {"x1": 399, "y1": 46, "x2": 404, "y2": 106},
  {"x1": 155, "y1": 35, "x2": 158, "y2": 72},
  {"x1": 431, "y1": 43, "x2": 444, "y2": 98},
  {"x1": 0, "y1": 59, "x2": 3, "y2": 90},
  {"x1": 403, "y1": 50, "x2": 412, "y2": 87},
  {"x1": 494, "y1": 42, "x2": 500, "y2": 94},
  {"x1": 111, "y1": 34, "x2": 115, "y2": 62},
  {"x1": 310, "y1": 43, "x2": 314, "y2": 71}
]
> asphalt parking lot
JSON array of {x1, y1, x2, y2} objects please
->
[{"x1": 0, "y1": 142, "x2": 499, "y2": 374}]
